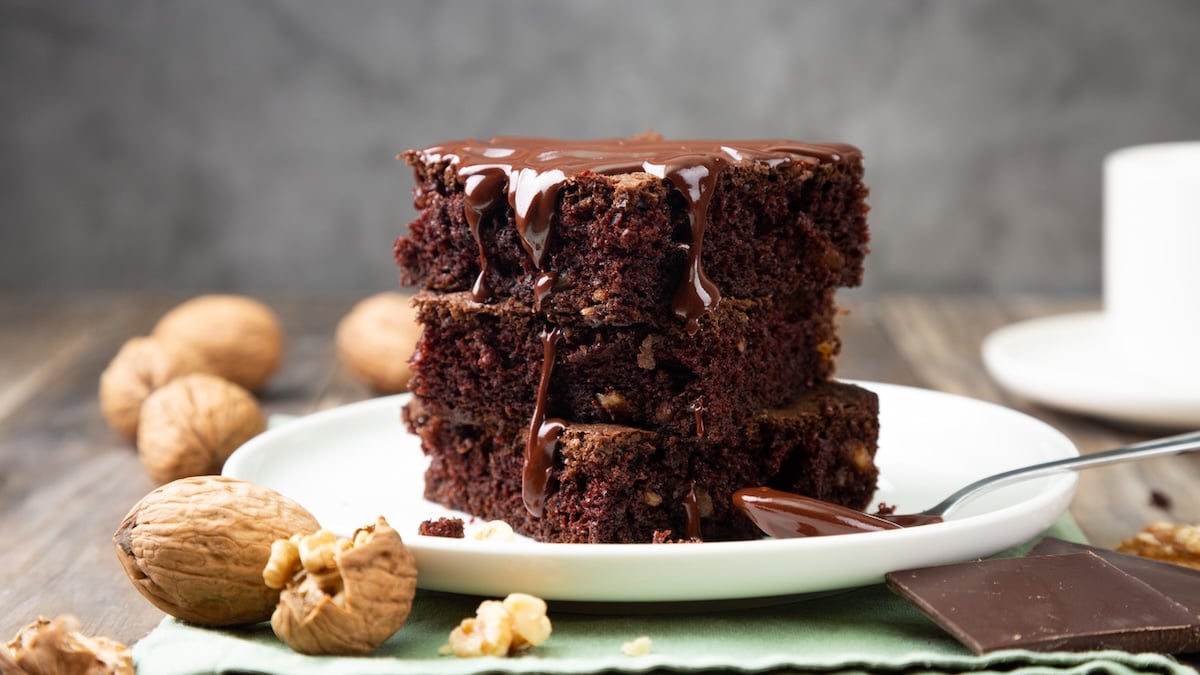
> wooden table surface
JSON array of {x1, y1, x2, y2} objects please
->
[{"x1": 2, "y1": 291, "x2": 1197, "y2": 651}]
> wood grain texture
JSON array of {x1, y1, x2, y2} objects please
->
[{"x1": 0, "y1": 291, "x2": 1195, "y2": 649}]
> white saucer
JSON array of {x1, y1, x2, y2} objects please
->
[{"x1": 982, "y1": 311, "x2": 1200, "y2": 429}]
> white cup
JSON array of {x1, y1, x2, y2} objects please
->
[{"x1": 1103, "y1": 141, "x2": 1200, "y2": 378}]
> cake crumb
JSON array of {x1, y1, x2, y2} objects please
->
[
  {"x1": 621, "y1": 635, "x2": 652, "y2": 656},
  {"x1": 651, "y1": 530, "x2": 701, "y2": 544},
  {"x1": 419, "y1": 517, "x2": 465, "y2": 538}
]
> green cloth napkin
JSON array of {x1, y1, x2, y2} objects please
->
[{"x1": 131, "y1": 516, "x2": 1196, "y2": 675}]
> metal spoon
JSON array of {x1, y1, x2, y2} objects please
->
[{"x1": 733, "y1": 429, "x2": 1200, "y2": 538}]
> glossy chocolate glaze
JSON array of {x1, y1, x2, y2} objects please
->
[
  {"x1": 416, "y1": 137, "x2": 859, "y2": 332},
  {"x1": 523, "y1": 328, "x2": 565, "y2": 517},
  {"x1": 532, "y1": 270, "x2": 558, "y2": 313},
  {"x1": 690, "y1": 398, "x2": 706, "y2": 438},
  {"x1": 732, "y1": 486, "x2": 919, "y2": 538}
]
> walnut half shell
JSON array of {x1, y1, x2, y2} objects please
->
[{"x1": 268, "y1": 516, "x2": 418, "y2": 655}]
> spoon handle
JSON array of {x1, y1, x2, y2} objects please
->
[{"x1": 929, "y1": 429, "x2": 1200, "y2": 519}]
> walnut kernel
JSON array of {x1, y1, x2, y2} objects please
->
[
  {"x1": 98, "y1": 336, "x2": 212, "y2": 440},
  {"x1": 621, "y1": 635, "x2": 653, "y2": 656},
  {"x1": 441, "y1": 593, "x2": 552, "y2": 658},
  {"x1": 153, "y1": 294, "x2": 284, "y2": 392},
  {"x1": 468, "y1": 520, "x2": 516, "y2": 542},
  {"x1": 850, "y1": 443, "x2": 873, "y2": 471},
  {"x1": 1117, "y1": 522, "x2": 1200, "y2": 570},
  {"x1": 597, "y1": 391, "x2": 630, "y2": 415},
  {"x1": 136, "y1": 373, "x2": 266, "y2": 483},
  {"x1": 269, "y1": 516, "x2": 418, "y2": 655},
  {"x1": 3, "y1": 615, "x2": 133, "y2": 675},
  {"x1": 336, "y1": 292, "x2": 421, "y2": 393}
]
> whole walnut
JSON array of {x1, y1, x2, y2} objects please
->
[
  {"x1": 114, "y1": 475, "x2": 321, "y2": 627},
  {"x1": 98, "y1": 335, "x2": 212, "y2": 440},
  {"x1": 266, "y1": 516, "x2": 418, "y2": 655},
  {"x1": 137, "y1": 373, "x2": 265, "y2": 484},
  {"x1": 336, "y1": 292, "x2": 420, "y2": 393},
  {"x1": 153, "y1": 294, "x2": 284, "y2": 392}
]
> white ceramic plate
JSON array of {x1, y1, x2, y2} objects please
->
[
  {"x1": 983, "y1": 311, "x2": 1200, "y2": 429},
  {"x1": 223, "y1": 382, "x2": 1077, "y2": 603}
]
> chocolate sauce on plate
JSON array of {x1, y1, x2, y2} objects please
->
[{"x1": 732, "y1": 486, "x2": 941, "y2": 538}]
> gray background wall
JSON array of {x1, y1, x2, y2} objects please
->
[{"x1": 2, "y1": 0, "x2": 1198, "y2": 294}]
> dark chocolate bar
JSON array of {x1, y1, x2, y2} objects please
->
[
  {"x1": 1031, "y1": 537, "x2": 1200, "y2": 617},
  {"x1": 886, "y1": 552, "x2": 1200, "y2": 654}
]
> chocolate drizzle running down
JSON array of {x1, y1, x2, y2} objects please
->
[
  {"x1": 460, "y1": 167, "x2": 507, "y2": 302},
  {"x1": 689, "y1": 397, "x2": 706, "y2": 438},
  {"x1": 418, "y1": 137, "x2": 858, "y2": 519},
  {"x1": 533, "y1": 271, "x2": 558, "y2": 313},
  {"x1": 523, "y1": 328, "x2": 566, "y2": 517}
]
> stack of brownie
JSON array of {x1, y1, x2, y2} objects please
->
[{"x1": 394, "y1": 137, "x2": 880, "y2": 543}]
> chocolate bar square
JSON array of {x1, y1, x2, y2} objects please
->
[{"x1": 886, "y1": 552, "x2": 1200, "y2": 654}]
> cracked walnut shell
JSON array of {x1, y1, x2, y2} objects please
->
[
  {"x1": 3, "y1": 615, "x2": 132, "y2": 675},
  {"x1": 268, "y1": 516, "x2": 418, "y2": 655},
  {"x1": 113, "y1": 475, "x2": 321, "y2": 627},
  {"x1": 153, "y1": 294, "x2": 284, "y2": 392},
  {"x1": 136, "y1": 373, "x2": 265, "y2": 484},
  {"x1": 98, "y1": 335, "x2": 213, "y2": 440},
  {"x1": 336, "y1": 292, "x2": 420, "y2": 393}
]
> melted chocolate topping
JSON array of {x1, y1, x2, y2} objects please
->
[
  {"x1": 523, "y1": 328, "x2": 566, "y2": 517},
  {"x1": 417, "y1": 137, "x2": 859, "y2": 329},
  {"x1": 732, "y1": 486, "x2": 919, "y2": 538},
  {"x1": 690, "y1": 398, "x2": 706, "y2": 438},
  {"x1": 533, "y1": 270, "x2": 558, "y2": 313}
]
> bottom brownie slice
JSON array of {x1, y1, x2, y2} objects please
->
[{"x1": 403, "y1": 381, "x2": 880, "y2": 544}]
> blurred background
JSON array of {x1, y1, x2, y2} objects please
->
[{"x1": 2, "y1": 0, "x2": 1198, "y2": 294}]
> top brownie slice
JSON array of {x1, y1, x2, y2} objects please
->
[{"x1": 394, "y1": 137, "x2": 869, "y2": 327}]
